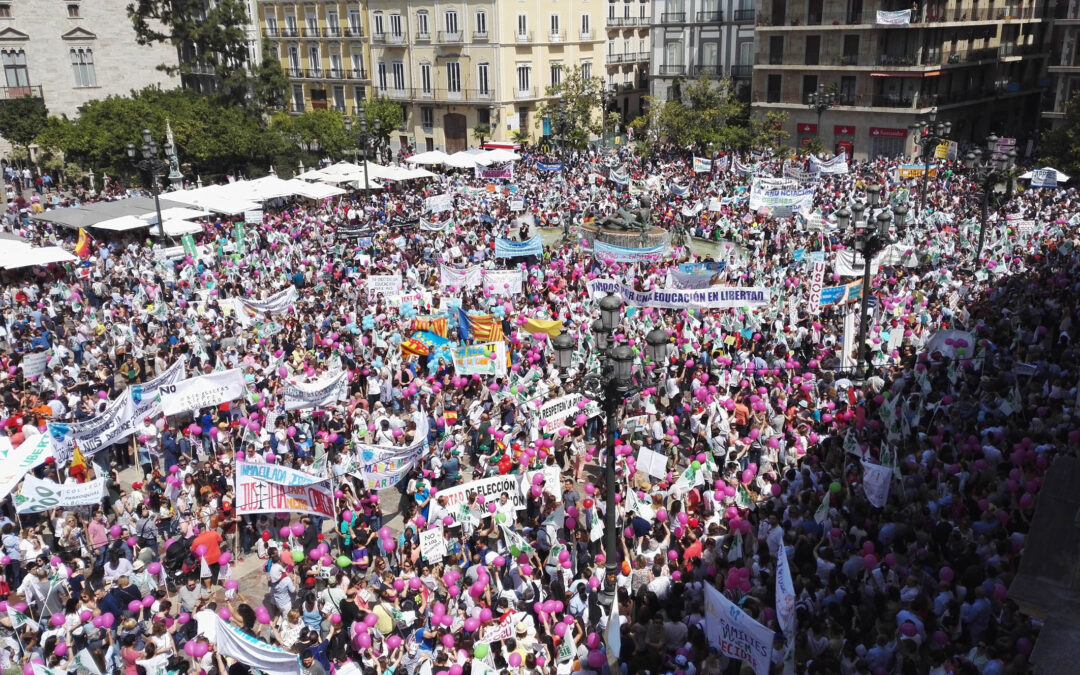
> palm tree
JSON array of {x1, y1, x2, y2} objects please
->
[
  {"x1": 511, "y1": 129, "x2": 530, "y2": 148},
  {"x1": 473, "y1": 123, "x2": 491, "y2": 148}
]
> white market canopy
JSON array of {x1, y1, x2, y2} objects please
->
[
  {"x1": 0, "y1": 241, "x2": 76, "y2": 269},
  {"x1": 141, "y1": 207, "x2": 212, "y2": 225},
  {"x1": 162, "y1": 220, "x2": 204, "y2": 236},
  {"x1": 406, "y1": 150, "x2": 451, "y2": 165},
  {"x1": 444, "y1": 151, "x2": 492, "y2": 169},
  {"x1": 93, "y1": 215, "x2": 151, "y2": 232},
  {"x1": 483, "y1": 148, "x2": 521, "y2": 162}
]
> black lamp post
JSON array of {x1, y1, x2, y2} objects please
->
[
  {"x1": 550, "y1": 294, "x2": 670, "y2": 612},
  {"x1": 965, "y1": 135, "x2": 1018, "y2": 262},
  {"x1": 806, "y1": 83, "x2": 836, "y2": 139},
  {"x1": 127, "y1": 128, "x2": 170, "y2": 239},
  {"x1": 908, "y1": 108, "x2": 952, "y2": 216},
  {"x1": 344, "y1": 107, "x2": 381, "y2": 194}
]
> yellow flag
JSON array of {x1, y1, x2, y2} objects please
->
[{"x1": 523, "y1": 318, "x2": 563, "y2": 338}]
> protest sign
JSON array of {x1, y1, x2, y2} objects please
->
[
  {"x1": 479, "y1": 618, "x2": 514, "y2": 644},
  {"x1": 897, "y1": 164, "x2": 938, "y2": 179},
  {"x1": 861, "y1": 460, "x2": 892, "y2": 508},
  {"x1": 439, "y1": 475, "x2": 526, "y2": 510},
  {"x1": 809, "y1": 154, "x2": 849, "y2": 175},
  {"x1": 776, "y1": 540, "x2": 797, "y2": 667},
  {"x1": 440, "y1": 264, "x2": 484, "y2": 290},
  {"x1": 594, "y1": 241, "x2": 666, "y2": 263},
  {"x1": 482, "y1": 269, "x2": 523, "y2": 295},
  {"x1": 876, "y1": 9, "x2": 911, "y2": 24},
  {"x1": 236, "y1": 462, "x2": 334, "y2": 518},
  {"x1": 808, "y1": 260, "x2": 827, "y2": 315},
  {"x1": 0, "y1": 434, "x2": 52, "y2": 500},
  {"x1": 20, "y1": 351, "x2": 49, "y2": 379},
  {"x1": 477, "y1": 165, "x2": 512, "y2": 180},
  {"x1": 637, "y1": 446, "x2": 669, "y2": 480},
  {"x1": 366, "y1": 274, "x2": 403, "y2": 300},
  {"x1": 283, "y1": 371, "x2": 349, "y2": 411},
  {"x1": 587, "y1": 278, "x2": 770, "y2": 309},
  {"x1": 704, "y1": 583, "x2": 774, "y2": 675},
  {"x1": 356, "y1": 443, "x2": 424, "y2": 490},
  {"x1": 235, "y1": 286, "x2": 298, "y2": 316},
  {"x1": 494, "y1": 236, "x2": 543, "y2": 258},
  {"x1": 534, "y1": 393, "x2": 601, "y2": 434},
  {"x1": 214, "y1": 617, "x2": 300, "y2": 674},
  {"x1": 46, "y1": 394, "x2": 133, "y2": 463},
  {"x1": 693, "y1": 156, "x2": 712, "y2": 172},
  {"x1": 159, "y1": 369, "x2": 246, "y2": 416},
  {"x1": 509, "y1": 199, "x2": 525, "y2": 211},
  {"x1": 418, "y1": 526, "x2": 447, "y2": 562},
  {"x1": 748, "y1": 184, "x2": 814, "y2": 215},
  {"x1": 452, "y1": 342, "x2": 508, "y2": 376},
  {"x1": 15, "y1": 475, "x2": 105, "y2": 513},
  {"x1": 1030, "y1": 168, "x2": 1058, "y2": 189},
  {"x1": 425, "y1": 193, "x2": 454, "y2": 213}
]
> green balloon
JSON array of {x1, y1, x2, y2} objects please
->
[
  {"x1": 336, "y1": 555, "x2": 351, "y2": 568},
  {"x1": 474, "y1": 644, "x2": 489, "y2": 659},
  {"x1": 292, "y1": 550, "x2": 305, "y2": 563},
  {"x1": 829, "y1": 481, "x2": 842, "y2": 494},
  {"x1": 496, "y1": 512, "x2": 507, "y2": 524},
  {"x1": 510, "y1": 386, "x2": 519, "y2": 394},
  {"x1": 691, "y1": 460, "x2": 701, "y2": 471}
]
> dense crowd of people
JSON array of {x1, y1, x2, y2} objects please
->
[{"x1": 0, "y1": 143, "x2": 1067, "y2": 675}]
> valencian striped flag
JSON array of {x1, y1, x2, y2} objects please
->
[
  {"x1": 411, "y1": 316, "x2": 448, "y2": 338},
  {"x1": 457, "y1": 308, "x2": 504, "y2": 342},
  {"x1": 74, "y1": 228, "x2": 91, "y2": 258}
]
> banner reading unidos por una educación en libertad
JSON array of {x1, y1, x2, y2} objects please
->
[{"x1": 586, "y1": 278, "x2": 770, "y2": 309}]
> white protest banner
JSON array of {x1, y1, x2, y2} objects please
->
[
  {"x1": 452, "y1": 342, "x2": 508, "y2": 376},
  {"x1": 586, "y1": 278, "x2": 770, "y2": 310},
  {"x1": 703, "y1": 583, "x2": 774, "y2": 675},
  {"x1": 479, "y1": 618, "x2": 515, "y2": 644},
  {"x1": 0, "y1": 434, "x2": 52, "y2": 500},
  {"x1": 214, "y1": 617, "x2": 301, "y2": 674},
  {"x1": 15, "y1": 475, "x2": 106, "y2": 513},
  {"x1": 594, "y1": 241, "x2": 666, "y2": 263},
  {"x1": 46, "y1": 394, "x2": 133, "y2": 464},
  {"x1": 439, "y1": 474, "x2": 526, "y2": 511},
  {"x1": 283, "y1": 371, "x2": 349, "y2": 411},
  {"x1": 482, "y1": 269, "x2": 524, "y2": 295},
  {"x1": 775, "y1": 541, "x2": 796, "y2": 658},
  {"x1": 834, "y1": 250, "x2": 882, "y2": 278},
  {"x1": 749, "y1": 184, "x2": 814, "y2": 215},
  {"x1": 426, "y1": 193, "x2": 454, "y2": 213},
  {"x1": 809, "y1": 154, "x2": 849, "y2": 175},
  {"x1": 236, "y1": 286, "x2": 298, "y2": 316},
  {"x1": 366, "y1": 274, "x2": 403, "y2": 300},
  {"x1": 534, "y1": 393, "x2": 601, "y2": 434},
  {"x1": 1015, "y1": 220, "x2": 1037, "y2": 235},
  {"x1": 440, "y1": 264, "x2": 484, "y2": 290},
  {"x1": 1030, "y1": 168, "x2": 1058, "y2": 189},
  {"x1": 159, "y1": 369, "x2": 246, "y2": 416},
  {"x1": 355, "y1": 444, "x2": 424, "y2": 490},
  {"x1": 235, "y1": 462, "x2": 334, "y2": 519},
  {"x1": 244, "y1": 209, "x2": 264, "y2": 225},
  {"x1": 509, "y1": 198, "x2": 525, "y2": 211},
  {"x1": 637, "y1": 446, "x2": 669, "y2": 480},
  {"x1": 861, "y1": 460, "x2": 892, "y2": 508},
  {"x1": 418, "y1": 526, "x2": 447, "y2": 562},
  {"x1": 20, "y1": 351, "x2": 50, "y2": 379},
  {"x1": 876, "y1": 8, "x2": 911, "y2": 24},
  {"x1": 521, "y1": 465, "x2": 563, "y2": 501},
  {"x1": 129, "y1": 357, "x2": 188, "y2": 420},
  {"x1": 808, "y1": 260, "x2": 827, "y2": 315}
]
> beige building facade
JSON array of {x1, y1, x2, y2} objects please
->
[{"x1": 0, "y1": 0, "x2": 177, "y2": 118}]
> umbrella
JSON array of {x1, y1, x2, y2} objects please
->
[
  {"x1": 406, "y1": 150, "x2": 451, "y2": 165},
  {"x1": 444, "y1": 151, "x2": 492, "y2": 168},
  {"x1": 1019, "y1": 167, "x2": 1069, "y2": 183}
]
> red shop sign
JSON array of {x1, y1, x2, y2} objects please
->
[
  {"x1": 834, "y1": 125, "x2": 855, "y2": 136},
  {"x1": 869, "y1": 127, "x2": 908, "y2": 138},
  {"x1": 797, "y1": 123, "x2": 818, "y2": 133}
]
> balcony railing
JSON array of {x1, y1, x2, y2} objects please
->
[
  {"x1": 693, "y1": 65, "x2": 722, "y2": 77},
  {"x1": 658, "y1": 65, "x2": 685, "y2": 75},
  {"x1": 344, "y1": 26, "x2": 364, "y2": 37},
  {"x1": 515, "y1": 87, "x2": 539, "y2": 99},
  {"x1": 372, "y1": 31, "x2": 385, "y2": 42},
  {"x1": 280, "y1": 26, "x2": 299, "y2": 37},
  {"x1": 302, "y1": 27, "x2": 320, "y2": 37},
  {"x1": 350, "y1": 69, "x2": 369, "y2": 81},
  {"x1": 733, "y1": 8, "x2": 755, "y2": 23},
  {"x1": 323, "y1": 26, "x2": 341, "y2": 37},
  {"x1": 516, "y1": 31, "x2": 532, "y2": 43},
  {"x1": 549, "y1": 30, "x2": 565, "y2": 42},
  {"x1": 0, "y1": 85, "x2": 43, "y2": 101},
  {"x1": 432, "y1": 88, "x2": 494, "y2": 102},
  {"x1": 387, "y1": 32, "x2": 406, "y2": 44},
  {"x1": 473, "y1": 30, "x2": 489, "y2": 40},
  {"x1": 326, "y1": 68, "x2": 345, "y2": 79},
  {"x1": 306, "y1": 68, "x2": 323, "y2": 78},
  {"x1": 263, "y1": 28, "x2": 280, "y2": 38},
  {"x1": 608, "y1": 17, "x2": 641, "y2": 27},
  {"x1": 415, "y1": 31, "x2": 431, "y2": 42},
  {"x1": 580, "y1": 29, "x2": 594, "y2": 40},
  {"x1": 730, "y1": 64, "x2": 752, "y2": 78},
  {"x1": 286, "y1": 67, "x2": 303, "y2": 78},
  {"x1": 697, "y1": 11, "x2": 723, "y2": 22},
  {"x1": 607, "y1": 52, "x2": 646, "y2": 65},
  {"x1": 661, "y1": 12, "x2": 686, "y2": 23},
  {"x1": 438, "y1": 30, "x2": 463, "y2": 43}
]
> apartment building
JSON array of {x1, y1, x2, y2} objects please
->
[
  {"x1": 604, "y1": 0, "x2": 651, "y2": 122},
  {"x1": 259, "y1": 1, "x2": 371, "y2": 119},
  {"x1": 751, "y1": 0, "x2": 1050, "y2": 160},
  {"x1": 649, "y1": 0, "x2": 756, "y2": 101},
  {"x1": 1045, "y1": 0, "x2": 1080, "y2": 127},
  {"x1": 0, "y1": 0, "x2": 177, "y2": 118}
]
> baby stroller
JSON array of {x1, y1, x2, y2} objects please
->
[{"x1": 163, "y1": 535, "x2": 195, "y2": 592}]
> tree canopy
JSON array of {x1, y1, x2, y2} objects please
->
[
  {"x1": 1039, "y1": 93, "x2": 1080, "y2": 178},
  {"x1": 0, "y1": 96, "x2": 48, "y2": 163},
  {"x1": 628, "y1": 77, "x2": 751, "y2": 152},
  {"x1": 535, "y1": 66, "x2": 604, "y2": 149}
]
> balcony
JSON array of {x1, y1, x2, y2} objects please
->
[
  {"x1": 286, "y1": 67, "x2": 303, "y2": 78},
  {"x1": 693, "y1": 65, "x2": 722, "y2": 77},
  {"x1": 305, "y1": 68, "x2": 324, "y2": 79},
  {"x1": 302, "y1": 27, "x2": 320, "y2": 38},
  {"x1": 323, "y1": 26, "x2": 342, "y2": 37},
  {"x1": 372, "y1": 31, "x2": 385, "y2": 42},
  {"x1": 433, "y1": 88, "x2": 494, "y2": 103},
  {"x1": 580, "y1": 29, "x2": 594, "y2": 40},
  {"x1": 515, "y1": 87, "x2": 539, "y2": 99},
  {"x1": 549, "y1": 30, "x2": 566, "y2": 42},
  {"x1": 263, "y1": 28, "x2": 280, "y2": 38},
  {"x1": 733, "y1": 8, "x2": 755, "y2": 23},
  {"x1": 326, "y1": 68, "x2": 345, "y2": 79},
  {"x1": 661, "y1": 12, "x2": 686, "y2": 23},
  {"x1": 473, "y1": 30, "x2": 489, "y2": 40},
  {"x1": 328, "y1": 103, "x2": 347, "y2": 113},
  {"x1": 280, "y1": 26, "x2": 299, "y2": 38},
  {"x1": 415, "y1": 31, "x2": 431, "y2": 42},
  {"x1": 658, "y1": 65, "x2": 685, "y2": 76},
  {"x1": 697, "y1": 11, "x2": 723, "y2": 22},
  {"x1": 350, "y1": 69, "x2": 369, "y2": 81},
  {"x1": 766, "y1": 89, "x2": 781, "y2": 102},
  {"x1": 608, "y1": 17, "x2": 641, "y2": 27},
  {"x1": 516, "y1": 31, "x2": 532, "y2": 43},
  {"x1": 0, "y1": 85, "x2": 42, "y2": 101},
  {"x1": 438, "y1": 30, "x2": 463, "y2": 43},
  {"x1": 381, "y1": 87, "x2": 413, "y2": 100},
  {"x1": 387, "y1": 32, "x2": 406, "y2": 45},
  {"x1": 344, "y1": 26, "x2": 364, "y2": 38},
  {"x1": 730, "y1": 64, "x2": 752, "y2": 78}
]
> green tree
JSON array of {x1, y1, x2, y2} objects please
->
[
  {"x1": 1039, "y1": 92, "x2": 1080, "y2": 177},
  {"x1": 0, "y1": 96, "x2": 48, "y2": 167},
  {"x1": 127, "y1": 0, "x2": 254, "y2": 107},
  {"x1": 360, "y1": 97, "x2": 404, "y2": 150},
  {"x1": 797, "y1": 137, "x2": 828, "y2": 158},
  {"x1": 752, "y1": 111, "x2": 791, "y2": 154},
  {"x1": 628, "y1": 77, "x2": 750, "y2": 152},
  {"x1": 535, "y1": 66, "x2": 604, "y2": 149},
  {"x1": 291, "y1": 109, "x2": 351, "y2": 159},
  {"x1": 251, "y1": 46, "x2": 288, "y2": 111},
  {"x1": 473, "y1": 123, "x2": 491, "y2": 148}
]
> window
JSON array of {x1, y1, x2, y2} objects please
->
[
  {"x1": 474, "y1": 10, "x2": 487, "y2": 36},
  {"x1": 70, "y1": 48, "x2": 95, "y2": 87},
  {"x1": 372, "y1": 11, "x2": 384, "y2": 36},
  {"x1": 802, "y1": 74, "x2": 818, "y2": 101},
  {"x1": 805, "y1": 35, "x2": 820, "y2": 66},
  {"x1": 421, "y1": 107, "x2": 434, "y2": 128},
  {"x1": 445, "y1": 10, "x2": 459, "y2": 35},
  {"x1": 701, "y1": 42, "x2": 718, "y2": 67},
  {"x1": 392, "y1": 61, "x2": 405, "y2": 90},
  {"x1": 351, "y1": 52, "x2": 364, "y2": 78},
  {"x1": 389, "y1": 13, "x2": 402, "y2": 37},
  {"x1": 305, "y1": 10, "x2": 317, "y2": 33},
  {"x1": 265, "y1": 11, "x2": 278, "y2": 33},
  {"x1": 67, "y1": 4, "x2": 79, "y2": 18},
  {"x1": 609, "y1": 4, "x2": 615, "y2": 20},
  {"x1": 581, "y1": 60, "x2": 592, "y2": 80},
  {"x1": 420, "y1": 62, "x2": 432, "y2": 94},
  {"x1": 516, "y1": 64, "x2": 531, "y2": 93},
  {"x1": 550, "y1": 62, "x2": 562, "y2": 86},
  {"x1": 608, "y1": 40, "x2": 615, "y2": 55},
  {"x1": 284, "y1": 11, "x2": 297, "y2": 33},
  {"x1": 307, "y1": 46, "x2": 321, "y2": 75},
  {"x1": 550, "y1": 14, "x2": 560, "y2": 38},
  {"x1": 327, "y1": 10, "x2": 339, "y2": 29},
  {"x1": 2, "y1": 49, "x2": 28, "y2": 88},
  {"x1": 769, "y1": 35, "x2": 784, "y2": 64},
  {"x1": 839, "y1": 75, "x2": 856, "y2": 104},
  {"x1": 354, "y1": 87, "x2": 365, "y2": 110},
  {"x1": 478, "y1": 108, "x2": 490, "y2": 126},
  {"x1": 447, "y1": 61, "x2": 461, "y2": 93},
  {"x1": 417, "y1": 11, "x2": 429, "y2": 37},
  {"x1": 292, "y1": 84, "x2": 304, "y2": 111},
  {"x1": 377, "y1": 61, "x2": 387, "y2": 90},
  {"x1": 517, "y1": 14, "x2": 528, "y2": 36},
  {"x1": 288, "y1": 46, "x2": 300, "y2": 75},
  {"x1": 0, "y1": 4, "x2": 11, "y2": 19},
  {"x1": 581, "y1": 13, "x2": 591, "y2": 37},
  {"x1": 348, "y1": 9, "x2": 362, "y2": 34},
  {"x1": 766, "y1": 74, "x2": 782, "y2": 102},
  {"x1": 330, "y1": 53, "x2": 343, "y2": 78},
  {"x1": 477, "y1": 62, "x2": 490, "y2": 95},
  {"x1": 623, "y1": 39, "x2": 630, "y2": 57},
  {"x1": 518, "y1": 107, "x2": 528, "y2": 133},
  {"x1": 333, "y1": 85, "x2": 345, "y2": 110}
]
